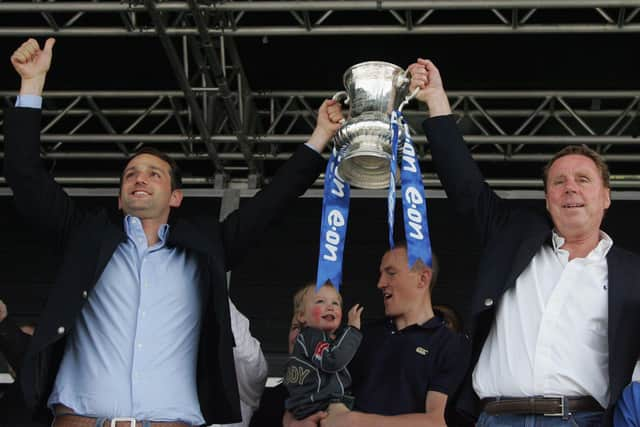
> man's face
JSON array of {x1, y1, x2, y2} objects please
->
[
  {"x1": 377, "y1": 247, "x2": 429, "y2": 319},
  {"x1": 545, "y1": 154, "x2": 611, "y2": 238},
  {"x1": 118, "y1": 153, "x2": 183, "y2": 222},
  {"x1": 297, "y1": 285, "x2": 343, "y2": 334}
]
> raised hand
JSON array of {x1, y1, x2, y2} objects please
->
[
  {"x1": 306, "y1": 99, "x2": 344, "y2": 153},
  {"x1": 10, "y1": 38, "x2": 56, "y2": 95},
  {"x1": 407, "y1": 58, "x2": 451, "y2": 117},
  {"x1": 347, "y1": 303, "x2": 363, "y2": 330}
]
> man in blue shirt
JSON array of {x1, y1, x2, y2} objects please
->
[{"x1": 5, "y1": 38, "x2": 342, "y2": 427}]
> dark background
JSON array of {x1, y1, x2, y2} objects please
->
[
  {"x1": 1, "y1": 33, "x2": 639, "y2": 91},
  {"x1": 1, "y1": 7, "x2": 640, "y2": 369}
]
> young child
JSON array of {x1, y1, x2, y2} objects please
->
[{"x1": 284, "y1": 282, "x2": 363, "y2": 420}]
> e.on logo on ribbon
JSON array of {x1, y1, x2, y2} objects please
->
[
  {"x1": 323, "y1": 209, "x2": 346, "y2": 262},
  {"x1": 404, "y1": 187, "x2": 425, "y2": 241},
  {"x1": 401, "y1": 138, "x2": 418, "y2": 173}
]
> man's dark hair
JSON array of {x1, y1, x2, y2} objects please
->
[
  {"x1": 119, "y1": 147, "x2": 182, "y2": 191},
  {"x1": 542, "y1": 145, "x2": 610, "y2": 191},
  {"x1": 391, "y1": 241, "x2": 439, "y2": 292}
]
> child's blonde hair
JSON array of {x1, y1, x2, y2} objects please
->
[{"x1": 292, "y1": 281, "x2": 343, "y2": 327}]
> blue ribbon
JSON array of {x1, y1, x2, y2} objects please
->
[
  {"x1": 388, "y1": 111, "x2": 400, "y2": 249},
  {"x1": 315, "y1": 146, "x2": 351, "y2": 291},
  {"x1": 315, "y1": 110, "x2": 432, "y2": 292},
  {"x1": 389, "y1": 110, "x2": 433, "y2": 268}
]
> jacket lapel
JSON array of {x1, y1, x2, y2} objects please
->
[
  {"x1": 606, "y1": 248, "x2": 623, "y2": 406},
  {"x1": 92, "y1": 221, "x2": 126, "y2": 286},
  {"x1": 503, "y1": 230, "x2": 552, "y2": 294}
]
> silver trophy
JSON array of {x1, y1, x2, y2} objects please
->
[{"x1": 332, "y1": 61, "x2": 417, "y2": 189}]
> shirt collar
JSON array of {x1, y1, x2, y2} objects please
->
[
  {"x1": 385, "y1": 315, "x2": 445, "y2": 332},
  {"x1": 551, "y1": 229, "x2": 613, "y2": 260},
  {"x1": 123, "y1": 215, "x2": 170, "y2": 246}
]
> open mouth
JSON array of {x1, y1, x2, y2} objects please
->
[
  {"x1": 383, "y1": 292, "x2": 392, "y2": 301},
  {"x1": 322, "y1": 314, "x2": 336, "y2": 321},
  {"x1": 132, "y1": 190, "x2": 152, "y2": 197}
]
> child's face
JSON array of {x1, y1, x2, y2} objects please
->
[{"x1": 298, "y1": 285, "x2": 342, "y2": 333}]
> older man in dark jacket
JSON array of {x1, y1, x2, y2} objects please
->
[{"x1": 408, "y1": 58, "x2": 640, "y2": 427}]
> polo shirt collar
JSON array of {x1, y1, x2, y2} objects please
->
[{"x1": 385, "y1": 315, "x2": 445, "y2": 332}]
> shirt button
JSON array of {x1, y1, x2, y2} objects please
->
[
  {"x1": 484, "y1": 298, "x2": 494, "y2": 307},
  {"x1": 57, "y1": 326, "x2": 65, "y2": 335},
  {"x1": 82, "y1": 291, "x2": 88, "y2": 299}
]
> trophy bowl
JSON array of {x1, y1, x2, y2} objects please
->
[{"x1": 332, "y1": 61, "x2": 410, "y2": 189}]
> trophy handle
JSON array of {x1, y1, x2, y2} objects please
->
[
  {"x1": 332, "y1": 91, "x2": 350, "y2": 104},
  {"x1": 331, "y1": 91, "x2": 349, "y2": 124},
  {"x1": 397, "y1": 68, "x2": 421, "y2": 113}
]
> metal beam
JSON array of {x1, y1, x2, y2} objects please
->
[
  {"x1": 186, "y1": 0, "x2": 256, "y2": 173},
  {"x1": 1, "y1": 1, "x2": 640, "y2": 12},
  {"x1": 3, "y1": 25, "x2": 640, "y2": 36},
  {"x1": 3, "y1": 1, "x2": 640, "y2": 36},
  {"x1": 3, "y1": 89, "x2": 640, "y2": 189},
  {"x1": 143, "y1": 0, "x2": 225, "y2": 174}
]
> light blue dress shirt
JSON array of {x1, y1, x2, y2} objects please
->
[
  {"x1": 15, "y1": 94, "x2": 42, "y2": 108},
  {"x1": 46, "y1": 216, "x2": 205, "y2": 425}
]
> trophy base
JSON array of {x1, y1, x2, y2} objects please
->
[
  {"x1": 338, "y1": 136, "x2": 399, "y2": 189},
  {"x1": 333, "y1": 113, "x2": 403, "y2": 189}
]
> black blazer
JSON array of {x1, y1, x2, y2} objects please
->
[
  {"x1": 423, "y1": 115, "x2": 640, "y2": 426},
  {"x1": 3, "y1": 107, "x2": 324, "y2": 425}
]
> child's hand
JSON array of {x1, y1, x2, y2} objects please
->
[{"x1": 347, "y1": 304, "x2": 364, "y2": 330}]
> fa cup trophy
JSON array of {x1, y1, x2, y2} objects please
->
[{"x1": 332, "y1": 61, "x2": 417, "y2": 189}]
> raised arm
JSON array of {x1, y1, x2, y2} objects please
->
[
  {"x1": 409, "y1": 58, "x2": 511, "y2": 244},
  {"x1": 5, "y1": 38, "x2": 84, "y2": 244},
  {"x1": 295, "y1": 325, "x2": 362, "y2": 374},
  {"x1": 220, "y1": 99, "x2": 343, "y2": 271}
]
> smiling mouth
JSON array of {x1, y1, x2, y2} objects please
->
[
  {"x1": 562, "y1": 203, "x2": 584, "y2": 208},
  {"x1": 322, "y1": 314, "x2": 336, "y2": 321},
  {"x1": 383, "y1": 292, "x2": 392, "y2": 300},
  {"x1": 132, "y1": 190, "x2": 151, "y2": 197}
]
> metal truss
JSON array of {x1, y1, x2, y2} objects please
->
[
  {"x1": 2, "y1": 89, "x2": 640, "y2": 189},
  {"x1": 2, "y1": 1, "x2": 640, "y2": 190},
  {"x1": 1, "y1": 1, "x2": 640, "y2": 36}
]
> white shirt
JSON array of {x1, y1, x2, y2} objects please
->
[
  {"x1": 632, "y1": 361, "x2": 640, "y2": 382},
  {"x1": 473, "y1": 230, "x2": 612, "y2": 408},
  {"x1": 210, "y1": 301, "x2": 268, "y2": 427}
]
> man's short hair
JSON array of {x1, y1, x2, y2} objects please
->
[
  {"x1": 542, "y1": 145, "x2": 610, "y2": 191},
  {"x1": 119, "y1": 147, "x2": 183, "y2": 191},
  {"x1": 390, "y1": 242, "x2": 439, "y2": 292}
]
